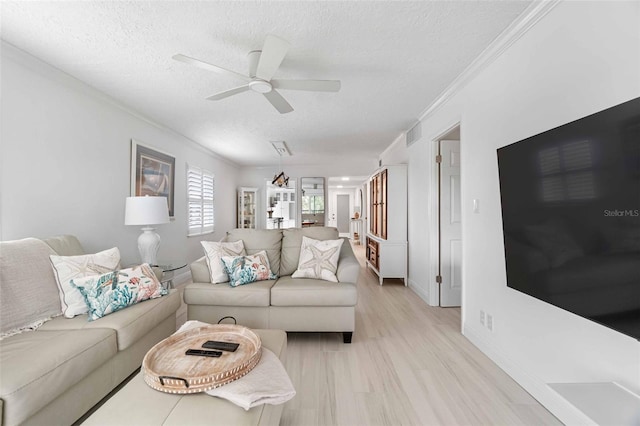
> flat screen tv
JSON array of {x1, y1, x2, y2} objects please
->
[{"x1": 497, "y1": 97, "x2": 640, "y2": 340}]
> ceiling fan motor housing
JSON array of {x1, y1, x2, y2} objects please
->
[{"x1": 249, "y1": 79, "x2": 272, "y2": 93}]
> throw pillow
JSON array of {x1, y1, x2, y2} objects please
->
[
  {"x1": 291, "y1": 236, "x2": 344, "y2": 282},
  {"x1": 72, "y1": 264, "x2": 166, "y2": 321},
  {"x1": 50, "y1": 247, "x2": 121, "y2": 318},
  {"x1": 220, "y1": 251, "x2": 277, "y2": 287},
  {"x1": 202, "y1": 240, "x2": 246, "y2": 283}
]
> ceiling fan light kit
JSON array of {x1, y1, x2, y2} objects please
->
[
  {"x1": 174, "y1": 34, "x2": 341, "y2": 114},
  {"x1": 249, "y1": 80, "x2": 273, "y2": 94}
]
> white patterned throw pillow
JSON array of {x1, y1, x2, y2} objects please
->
[
  {"x1": 72, "y1": 264, "x2": 166, "y2": 321},
  {"x1": 291, "y1": 236, "x2": 344, "y2": 282},
  {"x1": 201, "y1": 240, "x2": 246, "y2": 283},
  {"x1": 50, "y1": 247, "x2": 121, "y2": 318}
]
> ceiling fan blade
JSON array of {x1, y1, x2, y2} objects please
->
[
  {"x1": 173, "y1": 54, "x2": 251, "y2": 83},
  {"x1": 263, "y1": 90, "x2": 293, "y2": 114},
  {"x1": 206, "y1": 84, "x2": 251, "y2": 101},
  {"x1": 255, "y1": 35, "x2": 290, "y2": 81},
  {"x1": 271, "y1": 79, "x2": 341, "y2": 92}
]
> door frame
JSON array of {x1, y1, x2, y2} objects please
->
[{"x1": 428, "y1": 122, "x2": 463, "y2": 312}]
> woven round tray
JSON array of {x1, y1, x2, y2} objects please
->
[{"x1": 142, "y1": 324, "x2": 262, "y2": 394}]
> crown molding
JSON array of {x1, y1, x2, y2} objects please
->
[
  {"x1": 1, "y1": 40, "x2": 239, "y2": 168},
  {"x1": 417, "y1": 0, "x2": 561, "y2": 122}
]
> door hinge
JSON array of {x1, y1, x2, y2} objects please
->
[
  {"x1": 436, "y1": 275, "x2": 442, "y2": 283},
  {"x1": 435, "y1": 154, "x2": 442, "y2": 163}
]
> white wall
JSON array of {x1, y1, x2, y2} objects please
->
[
  {"x1": 0, "y1": 44, "x2": 239, "y2": 266},
  {"x1": 387, "y1": 2, "x2": 640, "y2": 423}
]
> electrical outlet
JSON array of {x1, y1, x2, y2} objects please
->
[
  {"x1": 487, "y1": 314, "x2": 493, "y2": 332},
  {"x1": 480, "y1": 310, "x2": 485, "y2": 326}
]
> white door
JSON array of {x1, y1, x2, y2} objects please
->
[
  {"x1": 440, "y1": 140, "x2": 462, "y2": 307},
  {"x1": 336, "y1": 194, "x2": 350, "y2": 234}
]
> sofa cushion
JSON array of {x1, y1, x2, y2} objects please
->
[
  {"x1": 42, "y1": 234, "x2": 86, "y2": 256},
  {"x1": 49, "y1": 247, "x2": 121, "y2": 318},
  {"x1": 281, "y1": 227, "x2": 339, "y2": 276},
  {"x1": 226, "y1": 229, "x2": 283, "y2": 275},
  {"x1": 202, "y1": 240, "x2": 246, "y2": 283},
  {"x1": 271, "y1": 276, "x2": 357, "y2": 307},
  {"x1": 0, "y1": 328, "x2": 116, "y2": 426},
  {"x1": 184, "y1": 281, "x2": 275, "y2": 307},
  {"x1": 0, "y1": 238, "x2": 62, "y2": 338},
  {"x1": 72, "y1": 264, "x2": 166, "y2": 321},
  {"x1": 191, "y1": 256, "x2": 212, "y2": 283},
  {"x1": 39, "y1": 290, "x2": 180, "y2": 350}
]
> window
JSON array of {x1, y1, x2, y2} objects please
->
[
  {"x1": 302, "y1": 195, "x2": 325, "y2": 214},
  {"x1": 187, "y1": 165, "x2": 214, "y2": 236}
]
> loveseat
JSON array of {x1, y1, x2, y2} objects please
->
[
  {"x1": 0, "y1": 235, "x2": 181, "y2": 426},
  {"x1": 184, "y1": 227, "x2": 359, "y2": 343}
]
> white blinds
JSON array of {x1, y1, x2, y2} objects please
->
[{"x1": 187, "y1": 165, "x2": 215, "y2": 236}]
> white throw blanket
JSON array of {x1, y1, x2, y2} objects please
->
[{"x1": 178, "y1": 321, "x2": 296, "y2": 410}]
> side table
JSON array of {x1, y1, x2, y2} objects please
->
[{"x1": 155, "y1": 263, "x2": 188, "y2": 289}]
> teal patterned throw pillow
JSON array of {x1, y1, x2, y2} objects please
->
[
  {"x1": 220, "y1": 250, "x2": 277, "y2": 287},
  {"x1": 72, "y1": 264, "x2": 167, "y2": 321}
]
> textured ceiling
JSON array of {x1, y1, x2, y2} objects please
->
[{"x1": 1, "y1": 1, "x2": 531, "y2": 167}]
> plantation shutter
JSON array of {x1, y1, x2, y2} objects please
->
[{"x1": 187, "y1": 165, "x2": 215, "y2": 236}]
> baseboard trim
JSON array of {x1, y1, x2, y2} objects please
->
[
  {"x1": 463, "y1": 324, "x2": 596, "y2": 425},
  {"x1": 408, "y1": 279, "x2": 433, "y2": 306}
]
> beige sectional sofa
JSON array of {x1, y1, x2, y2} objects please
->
[
  {"x1": 0, "y1": 235, "x2": 181, "y2": 426},
  {"x1": 185, "y1": 227, "x2": 359, "y2": 343}
]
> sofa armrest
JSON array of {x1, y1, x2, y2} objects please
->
[
  {"x1": 190, "y1": 256, "x2": 211, "y2": 283},
  {"x1": 337, "y1": 239, "x2": 359, "y2": 283}
]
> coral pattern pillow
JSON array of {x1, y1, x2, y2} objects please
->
[
  {"x1": 202, "y1": 240, "x2": 246, "y2": 283},
  {"x1": 72, "y1": 264, "x2": 166, "y2": 321},
  {"x1": 50, "y1": 247, "x2": 121, "y2": 318},
  {"x1": 221, "y1": 250, "x2": 277, "y2": 287},
  {"x1": 292, "y1": 236, "x2": 344, "y2": 282}
]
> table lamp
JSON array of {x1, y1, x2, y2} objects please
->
[{"x1": 124, "y1": 196, "x2": 170, "y2": 265}]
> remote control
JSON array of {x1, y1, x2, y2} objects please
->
[
  {"x1": 202, "y1": 340, "x2": 240, "y2": 352},
  {"x1": 185, "y1": 349, "x2": 222, "y2": 357}
]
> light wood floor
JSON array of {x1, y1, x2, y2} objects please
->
[{"x1": 280, "y1": 243, "x2": 561, "y2": 426}]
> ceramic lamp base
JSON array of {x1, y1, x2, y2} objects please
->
[{"x1": 138, "y1": 227, "x2": 161, "y2": 266}]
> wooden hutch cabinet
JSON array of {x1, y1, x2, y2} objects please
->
[{"x1": 366, "y1": 165, "x2": 407, "y2": 285}]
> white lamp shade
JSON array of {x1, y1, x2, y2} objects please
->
[{"x1": 125, "y1": 196, "x2": 170, "y2": 226}]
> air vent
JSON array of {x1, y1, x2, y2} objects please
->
[
  {"x1": 406, "y1": 122, "x2": 422, "y2": 147},
  {"x1": 270, "y1": 141, "x2": 291, "y2": 156}
]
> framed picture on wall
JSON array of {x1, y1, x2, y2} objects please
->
[{"x1": 130, "y1": 140, "x2": 175, "y2": 217}]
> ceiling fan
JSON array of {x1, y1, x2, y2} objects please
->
[{"x1": 173, "y1": 34, "x2": 341, "y2": 114}]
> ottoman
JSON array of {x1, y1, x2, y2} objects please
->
[{"x1": 83, "y1": 329, "x2": 287, "y2": 426}]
